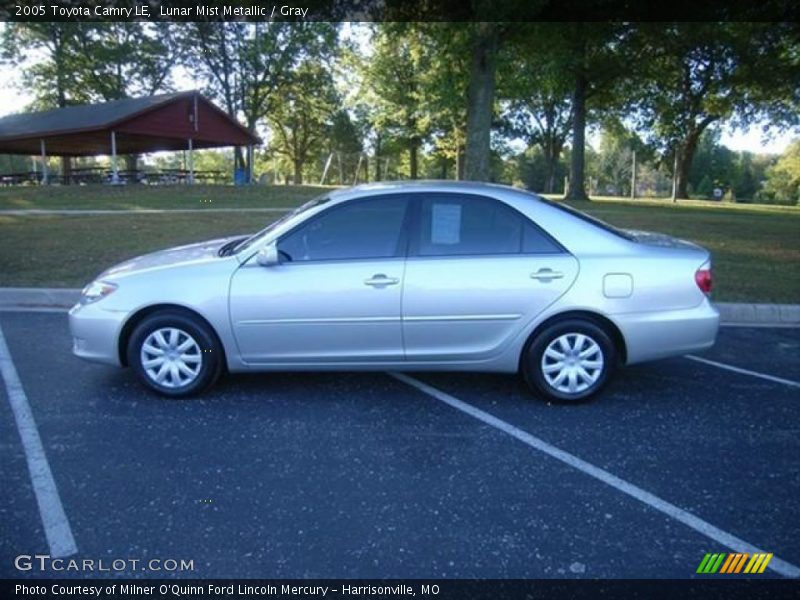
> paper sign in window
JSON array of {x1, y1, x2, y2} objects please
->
[{"x1": 431, "y1": 203, "x2": 462, "y2": 245}]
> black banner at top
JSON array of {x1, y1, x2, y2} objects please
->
[{"x1": 0, "y1": 0, "x2": 798, "y2": 22}]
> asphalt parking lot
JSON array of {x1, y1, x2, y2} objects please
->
[{"x1": 1, "y1": 311, "x2": 798, "y2": 579}]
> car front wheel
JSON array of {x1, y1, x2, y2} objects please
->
[
  {"x1": 522, "y1": 319, "x2": 616, "y2": 404},
  {"x1": 127, "y1": 311, "x2": 222, "y2": 398}
]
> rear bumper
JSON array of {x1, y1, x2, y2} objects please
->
[
  {"x1": 615, "y1": 300, "x2": 720, "y2": 365},
  {"x1": 68, "y1": 302, "x2": 126, "y2": 367}
]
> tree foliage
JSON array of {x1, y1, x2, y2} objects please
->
[
  {"x1": 267, "y1": 61, "x2": 339, "y2": 184},
  {"x1": 2, "y1": 20, "x2": 799, "y2": 199},
  {"x1": 632, "y1": 22, "x2": 800, "y2": 199},
  {"x1": 760, "y1": 140, "x2": 800, "y2": 205}
]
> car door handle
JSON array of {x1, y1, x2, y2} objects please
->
[
  {"x1": 530, "y1": 268, "x2": 564, "y2": 281},
  {"x1": 364, "y1": 274, "x2": 400, "y2": 287}
]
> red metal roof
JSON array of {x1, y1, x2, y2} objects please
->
[{"x1": 0, "y1": 91, "x2": 260, "y2": 156}]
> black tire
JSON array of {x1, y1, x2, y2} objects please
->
[
  {"x1": 127, "y1": 310, "x2": 222, "y2": 398},
  {"x1": 522, "y1": 319, "x2": 616, "y2": 404}
]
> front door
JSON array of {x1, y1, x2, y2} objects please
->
[{"x1": 229, "y1": 195, "x2": 410, "y2": 364}]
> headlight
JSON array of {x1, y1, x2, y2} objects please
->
[{"x1": 80, "y1": 280, "x2": 117, "y2": 304}]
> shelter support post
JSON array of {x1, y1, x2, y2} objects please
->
[
  {"x1": 187, "y1": 138, "x2": 194, "y2": 185},
  {"x1": 40, "y1": 139, "x2": 48, "y2": 185},
  {"x1": 110, "y1": 131, "x2": 120, "y2": 184}
]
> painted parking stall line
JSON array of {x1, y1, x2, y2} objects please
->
[
  {"x1": 0, "y1": 307, "x2": 70, "y2": 314},
  {"x1": 389, "y1": 372, "x2": 800, "y2": 579},
  {"x1": 0, "y1": 323, "x2": 77, "y2": 558},
  {"x1": 686, "y1": 355, "x2": 800, "y2": 389}
]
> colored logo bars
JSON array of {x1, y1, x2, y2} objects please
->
[{"x1": 696, "y1": 552, "x2": 773, "y2": 574}]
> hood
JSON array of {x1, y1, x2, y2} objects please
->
[
  {"x1": 98, "y1": 235, "x2": 248, "y2": 280},
  {"x1": 624, "y1": 229, "x2": 704, "y2": 252}
]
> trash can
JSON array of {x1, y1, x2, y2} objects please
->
[{"x1": 234, "y1": 168, "x2": 248, "y2": 186}]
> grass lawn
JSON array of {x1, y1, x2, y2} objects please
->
[
  {"x1": 567, "y1": 201, "x2": 799, "y2": 303},
  {"x1": 0, "y1": 212, "x2": 272, "y2": 287},
  {"x1": 0, "y1": 186, "x2": 797, "y2": 303},
  {"x1": 0, "y1": 184, "x2": 334, "y2": 211}
]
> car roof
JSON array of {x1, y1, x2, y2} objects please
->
[{"x1": 329, "y1": 180, "x2": 537, "y2": 201}]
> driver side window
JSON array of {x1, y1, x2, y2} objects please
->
[{"x1": 278, "y1": 196, "x2": 409, "y2": 262}]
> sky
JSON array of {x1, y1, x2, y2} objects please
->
[{"x1": 0, "y1": 22, "x2": 795, "y2": 156}]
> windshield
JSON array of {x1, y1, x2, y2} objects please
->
[
  {"x1": 233, "y1": 195, "x2": 331, "y2": 256},
  {"x1": 538, "y1": 198, "x2": 635, "y2": 241}
]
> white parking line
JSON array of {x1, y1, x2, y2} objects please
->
[
  {"x1": 0, "y1": 307, "x2": 70, "y2": 314},
  {"x1": 0, "y1": 324, "x2": 77, "y2": 558},
  {"x1": 686, "y1": 355, "x2": 800, "y2": 389},
  {"x1": 389, "y1": 372, "x2": 800, "y2": 578},
  {"x1": 720, "y1": 323, "x2": 800, "y2": 329}
]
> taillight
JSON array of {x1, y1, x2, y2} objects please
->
[{"x1": 695, "y1": 267, "x2": 713, "y2": 294}]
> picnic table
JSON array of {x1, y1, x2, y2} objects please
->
[{"x1": 0, "y1": 167, "x2": 229, "y2": 186}]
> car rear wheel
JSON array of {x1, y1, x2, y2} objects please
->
[
  {"x1": 522, "y1": 319, "x2": 616, "y2": 404},
  {"x1": 127, "y1": 311, "x2": 222, "y2": 398}
]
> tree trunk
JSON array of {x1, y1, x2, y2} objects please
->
[
  {"x1": 464, "y1": 23, "x2": 498, "y2": 181},
  {"x1": 61, "y1": 157, "x2": 72, "y2": 185},
  {"x1": 293, "y1": 159, "x2": 303, "y2": 185},
  {"x1": 123, "y1": 154, "x2": 140, "y2": 183},
  {"x1": 409, "y1": 138, "x2": 419, "y2": 180},
  {"x1": 674, "y1": 132, "x2": 702, "y2": 200},
  {"x1": 374, "y1": 133, "x2": 382, "y2": 181},
  {"x1": 455, "y1": 144, "x2": 465, "y2": 180},
  {"x1": 542, "y1": 144, "x2": 557, "y2": 194},
  {"x1": 566, "y1": 70, "x2": 589, "y2": 201},
  {"x1": 55, "y1": 58, "x2": 72, "y2": 185}
]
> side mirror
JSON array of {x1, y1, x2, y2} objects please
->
[{"x1": 256, "y1": 242, "x2": 280, "y2": 267}]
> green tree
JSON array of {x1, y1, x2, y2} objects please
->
[
  {"x1": 358, "y1": 23, "x2": 432, "y2": 180},
  {"x1": 591, "y1": 123, "x2": 648, "y2": 197},
  {"x1": 1, "y1": 23, "x2": 87, "y2": 179},
  {"x1": 634, "y1": 22, "x2": 800, "y2": 200},
  {"x1": 70, "y1": 23, "x2": 176, "y2": 102},
  {"x1": 761, "y1": 140, "x2": 800, "y2": 205},
  {"x1": 325, "y1": 110, "x2": 365, "y2": 184},
  {"x1": 416, "y1": 23, "x2": 471, "y2": 180},
  {"x1": 558, "y1": 23, "x2": 638, "y2": 201},
  {"x1": 499, "y1": 23, "x2": 638, "y2": 199},
  {"x1": 687, "y1": 130, "x2": 736, "y2": 197},
  {"x1": 1, "y1": 23, "x2": 84, "y2": 109},
  {"x1": 498, "y1": 25, "x2": 574, "y2": 193},
  {"x1": 268, "y1": 61, "x2": 339, "y2": 184},
  {"x1": 696, "y1": 175, "x2": 714, "y2": 198},
  {"x1": 181, "y1": 22, "x2": 337, "y2": 173}
]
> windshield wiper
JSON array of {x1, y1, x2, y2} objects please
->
[{"x1": 218, "y1": 237, "x2": 249, "y2": 257}]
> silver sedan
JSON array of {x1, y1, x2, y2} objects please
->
[{"x1": 69, "y1": 181, "x2": 719, "y2": 403}]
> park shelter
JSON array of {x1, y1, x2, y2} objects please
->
[{"x1": 0, "y1": 91, "x2": 260, "y2": 184}]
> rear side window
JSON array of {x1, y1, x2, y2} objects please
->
[
  {"x1": 416, "y1": 194, "x2": 562, "y2": 257},
  {"x1": 538, "y1": 197, "x2": 634, "y2": 241},
  {"x1": 278, "y1": 195, "x2": 409, "y2": 262}
]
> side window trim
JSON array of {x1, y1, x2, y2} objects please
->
[
  {"x1": 406, "y1": 192, "x2": 567, "y2": 258},
  {"x1": 276, "y1": 193, "x2": 413, "y2": 264}
]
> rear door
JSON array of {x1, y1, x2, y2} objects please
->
[{"x1": 402, "y1": 193, "x2": 578, "y2": 361}]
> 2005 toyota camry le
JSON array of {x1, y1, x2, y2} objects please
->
[{"x1": 69, "y1": 181, "x2": 719, "y2": 403}]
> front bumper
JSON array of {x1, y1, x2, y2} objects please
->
[
  {"x1": 68, "y1": 302, "x2": 127, "y2": 367},
  {"x1": 616, "y1": 299, "x2": 720, "y2": 365}
]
